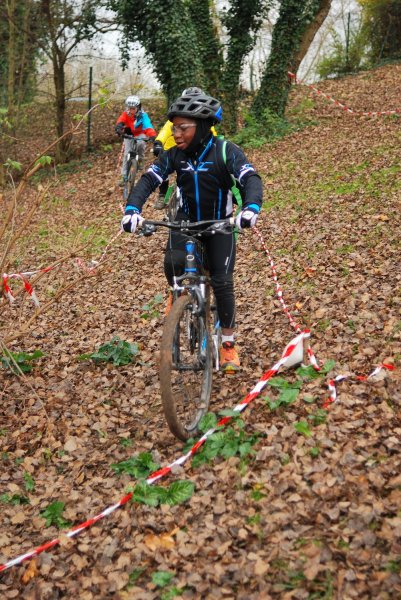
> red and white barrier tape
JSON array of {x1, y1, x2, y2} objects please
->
[
  {"x1": 252, "y1": 227, "x2": 394, "y2": 404},
  {"x1": 253, "y1": 228, "x2": 303, "y2": 335},
  {"x1": 2, "y1": 273, "x2": 40, "y2": 307},
  {"x1": 2, "y1": 230, "x2": 123, "y2": 306},
  {"x1": 252, "y1": 228, "x2": 321, "y2": 372},
  {"x1": 0, "y1": 228, "x2": 395, "y2": 573},
  {"x1": 323, "y1": 363, "x2": 395, "y2": 408},
  {"x1": 75, "y1": 229, "x2": 123, "y2": 274},
  {"x1": 0, "y1": 329, "x2": 311, "y2": 572},
  {"x1": 288, "y1": 71, "x2": 401, "y2": 117}
]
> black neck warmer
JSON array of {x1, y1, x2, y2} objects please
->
[{"x1": 183, "y1": 118, "x2": 215, "y2": 159}]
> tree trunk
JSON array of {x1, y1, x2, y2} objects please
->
[
  {"x1": 220, "y1": 0, "x2": 266, "y2": 134},
  {"x1": 292, "y1": 0, "x2": 332, "y2": 75},
  {"x1": 251, "y1": 0, "x2": 331, "y2": 119},
  {"x1": 16, "y1": 0, "x2": 32, "y2": 108},
  {"x1": 6, "y1": 0, "x2": 16, "y2": 116},
  {"x1": 53, "y1": 57, "x2": 70, "y2": 160},
  {"x1": 189, "y1": 0, "x2": 223, "y2": 97}
]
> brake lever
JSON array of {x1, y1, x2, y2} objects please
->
[{"x1": 139, "y1": 223, "x2": 156, "y2": 237}]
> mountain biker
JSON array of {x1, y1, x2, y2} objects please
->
[
  {"x1": 152, "y1": 87, "x2": 217, "y2": 210},
  {"x1": 121, "y1": 90, "x2": 263, "y2": 373},
  {"x1": 115, "y1": 95, "x2": 157, "y2": 187}
]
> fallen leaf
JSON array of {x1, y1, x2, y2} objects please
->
[
  {"x1": 254, "y1": 558, "x2": 269, "y2": 576},
  {"x1": 11, "y1": 512, "x2": 26, "y2": 525},
  {"x1": 64, "y1": 438, "x2": 78, "y2": 452},
  {"x1": 144, "y1": 527, "x2": 179, "y2": 551},
  {"x1": 21, "y1": 559, "x2": 39, "y2": 584}
]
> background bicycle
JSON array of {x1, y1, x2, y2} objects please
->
[
  {"x1": 162, "y1": 180, "x2": 180, "y2": 221},
  {"x1": 120, "y1": 134, "x2": 150, "y2": 201},
  {"x1": 139, "y1": 217, "x2": 234, "y2": 441}
]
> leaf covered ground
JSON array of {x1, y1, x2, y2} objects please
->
[{"x1": 1, "y1": 65, "x2": 401, "y2": 599}]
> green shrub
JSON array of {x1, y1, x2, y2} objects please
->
[
  {"x1": 316, "y1": 24, "x2": 369, "y2": 79},
  {"x1": 233, "y1": 108, "x2": 291, "y2": 148},
  {"x1": 79, "y1": 336, "x2": 140, "y2": 366}
]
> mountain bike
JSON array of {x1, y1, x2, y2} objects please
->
[
  {"x1": 122, "y1": 134, "x2": 149, "y2": 201},
  {"x1": 139, "y1": 217, "x2": 234, "y2": 441}
]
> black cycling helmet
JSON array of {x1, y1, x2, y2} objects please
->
[{"x1": 168, "y1": 91, "x2": 223, "y2": 124}]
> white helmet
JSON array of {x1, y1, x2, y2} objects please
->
[{"x1": 125, "y1": 95, "x2": 141, "y2": 109}]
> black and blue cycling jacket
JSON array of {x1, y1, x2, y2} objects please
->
[{"x1": 125, "y1": 134, "x2": 263, "y2": 221}]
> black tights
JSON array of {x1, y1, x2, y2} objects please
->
[{"x1": 163, "y1": 221, "x2": 236, "y2": 329}]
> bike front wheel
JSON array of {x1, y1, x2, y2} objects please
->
[
  {"x1": 160, "y1": 295, "x2": 212, "y2": 441},
  {"x1": 123, "y1": 159, "x2": 138, "y2": 200}
]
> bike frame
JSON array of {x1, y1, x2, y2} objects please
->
[
  {"x1": 140, "y1": 218, "x2": 234, "y2": 440},
  {"x1": 140, "y1": 218, "x2": 234, "y2": 370}
]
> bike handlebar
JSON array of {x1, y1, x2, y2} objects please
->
[
  {"x1": 122, "y1": 134, "x2": 151, "y2": 142},
  {"x1": 139, "y1": 217, "x2": 235, "y2": 237}
]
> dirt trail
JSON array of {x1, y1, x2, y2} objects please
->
[{"x1": 1, "y1": 65, "x2": 400, "y2": 599}]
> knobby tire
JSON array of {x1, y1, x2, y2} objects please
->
[
  {"x1": 160, "y1": 294, "x2": 212, "y2": 441},
  {"x1": 123, "y1": 158, "x2": 138, "y2": 200}
]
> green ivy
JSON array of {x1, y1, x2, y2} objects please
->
[
  {"x1": 132, "y1": 480, "x2": 195, "y2": 507},
  {"x1": 78, "y1": 336, "x2": 140, "y2": 366},
  {"x1": 219, "y1": 0, "x2": 269, "y2": 133},
  {"x1": 263, "y1": 376, "x2": 302, "y2": 410},
  {"x1": 40, "y1": 501, "x2": 71, "y2": 529},
  {"x1": 140, "y1": 293, "x2": 164, "y2": 319},
  {"x1": 184, "y1": 410, "x2": 259, "y2": 468},
  {"x1": 1, "y1": 349, "x2": 44, "y2": 374},
  {"x1": 108, "y1": 0, "x2": 271, "y2": 127},
  {"x1": 252, "y1": 0, "x2": 327, "y2": 118},
  {"x1": 0, "y1": 493, "x2": 30, "y2": 505},
  {"x1": 152, "y1": 571, "x2": 175, "y2": 588},
  {"x1": 111, "y1": 452, "x2": 160, "y2": 478},
  {"x1": 109, "y1": 0, "x2": 204, "y2": 105}
]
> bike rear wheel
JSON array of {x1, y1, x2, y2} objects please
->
[{"x1": 160, "y1": 294, "x2": 212, "y2": 441}]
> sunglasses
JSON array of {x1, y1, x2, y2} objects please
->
[{"x1": 171, "y1": 124, "x2": 197, "y2": 134}]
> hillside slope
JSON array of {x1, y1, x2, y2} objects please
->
[{"x1": 1, "y1": 65, "x2": 400, "y2": 598}]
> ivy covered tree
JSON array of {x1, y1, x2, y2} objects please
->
[
  {"x1": 188, "y1": 0, "x2": 224, "y2": 98},
  {"x1": 0, "y1": 0, "x2": 41, "y2": 111},
  {"x1": 110, "y1": 0, "x2": 206, "y2": 105},
  {"x1": 252, "y1": 0, "x2": 332, "y2": 119},
  {"x1": 109, "y1": 0, "x2": 270, "y2": 131},
  {"x1": 220, "y1": 0, "x2": 269, "y2": 132},
  {"x1": 110, "y1": 0, "x2": 332, "y2": 132}
]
